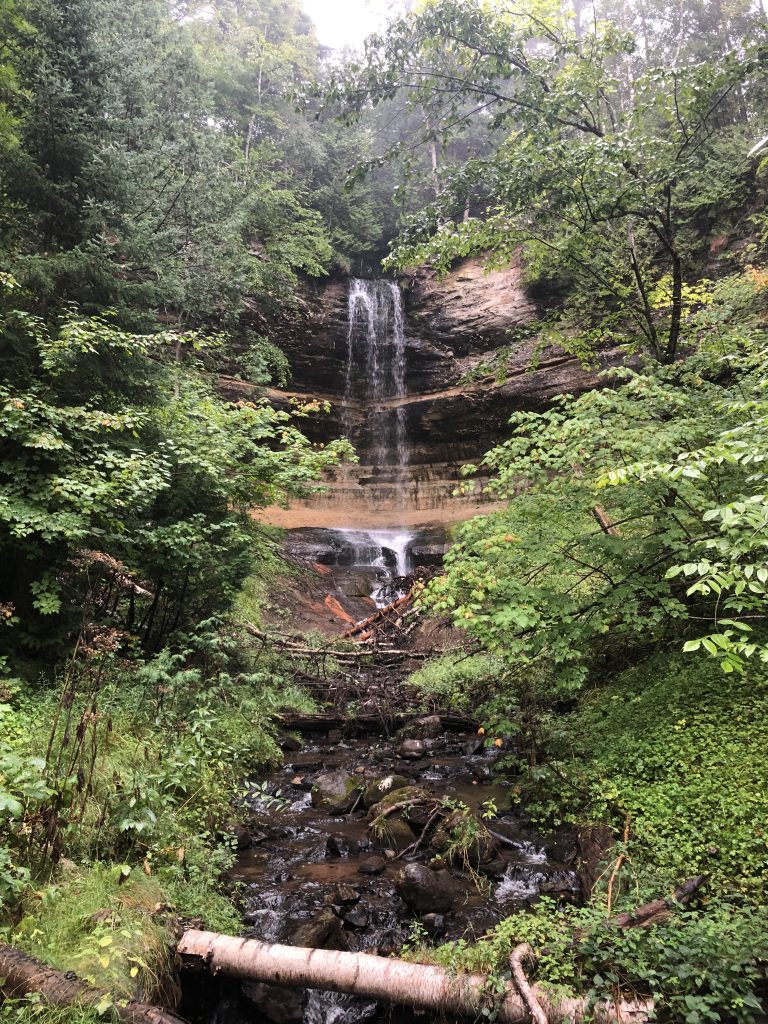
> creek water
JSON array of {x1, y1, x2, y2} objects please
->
[
  {"x1": 183, "y1": 724, "x2": 580, "y2": 1024},
  {"x1": 181, "y1": 280, "x2": 581, "y2": 1024}
]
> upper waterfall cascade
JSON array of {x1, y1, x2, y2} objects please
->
[
  {"x1": 341, "y1": 279, "x2": 414, "y2": 599},
  {"x1": 344, "y1": 278, "x2": 409, "y2": 493}
]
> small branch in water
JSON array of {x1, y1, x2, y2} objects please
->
[{"x1": 394, "y1": 805, "x2": 447, "y2": 860}]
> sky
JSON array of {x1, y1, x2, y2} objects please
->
[{"x1": 301, "y1": 0, "x2": 390, "y2": 50}]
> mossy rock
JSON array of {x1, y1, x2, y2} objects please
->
[
  {"x1": 311, "y1": 770, "x2": 364, "y2": 814},
  {"x1": 362, "y1": 774, "x2": 410, "y2": 809},
  {"x1": 431, "y1": 808, "x2": 497, "y2": 867},
  {"x1": 373, "y1": 817, "x2": 416, "y2": 851},
  {"x1": 367, "y1": 785, "x2": 432, "y2": 820}
]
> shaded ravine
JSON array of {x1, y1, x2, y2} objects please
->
[{"x1": 177, "y1": 280, "x2": 580, "y2": 1024}]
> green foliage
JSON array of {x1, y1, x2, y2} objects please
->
[
  {"x1": 406, "y1": 652, "x2": 506, "y2": 713},
  {"x1": 417, "y1": 897, "x2": 768, "y2": 1024},
  {"x1": 421, "y1": 271, "x2": 768, "y2": 747},
  {"x1": 0, "y1": 281, "x2": 352, "y2": 657},
  {"x1": 10, "y1": 864, "x2": 175, "y2": 1003},
  {"x1": 332, "y1": 0, "x2": 767, "y2": 363},
  {"x1": 529, "y1": 653, "x2": 768, "y2": 896}
]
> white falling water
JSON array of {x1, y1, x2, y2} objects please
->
[
  {"x1": 345, "y1": 278, "x2": 409, "y2": 495},
  {"x1": 342, "y1": 279, "x2": 414, "y2": 601}
]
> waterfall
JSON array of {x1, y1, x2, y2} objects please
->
[
  {"x1": 344, "y1": 279, "x2": 409, "y2": 497},
  {"x1": 340, "y1": 279, "x2": 414, "y2": 602}
]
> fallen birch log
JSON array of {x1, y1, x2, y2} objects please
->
[
  {"x1": 177, "y1": 930, "x2": 653, "y2": 1023},
  {"x1": 0, "y1": 942, "x2": 185, "y2": 1024}
]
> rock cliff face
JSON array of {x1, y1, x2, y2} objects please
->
[{"x1": 232, "y1": 256, "x2": 623, "y2": 528}]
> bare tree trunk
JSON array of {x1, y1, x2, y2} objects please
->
[
  {"x1": 665, "y1": 249, "x2": 683, "y2": 363},
  {"x1": 0, "y1": 943, "x2": 185, "y2": 1024},
  {"x1": 178, "y1": 930, "x2": 653, "y2": 1023}
]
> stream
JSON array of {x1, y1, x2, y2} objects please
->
[
  {"x1": 180, "y1": 279, "x2": 578, "y2": 1023},
  {"x1": 181, "y1": 720, "x2": 580, "y2": 1024}
]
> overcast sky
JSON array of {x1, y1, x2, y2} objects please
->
[{"x1": 301, "y1": 0, "x2": 390, "y2": 50}]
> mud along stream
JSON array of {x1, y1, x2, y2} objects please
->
[{"x1": 180, "y1": 708, "x2": 581, "y2": 1024}]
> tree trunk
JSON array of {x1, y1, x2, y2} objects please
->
[
  {"x1": 0, "y1": 942, "x2": 185, "y2": 1024},
  {"x1": 665, "y1": 249, "x2": 683, "y2": 363},
  {"x1": 177, "y1": 930, "x2": 653, "y2": 1023}
]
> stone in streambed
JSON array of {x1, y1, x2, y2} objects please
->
[
  {"x1": 394, "y1": 863, "x2": 455, "y2": 914},
  {"x1": 277, "y1": 731, "x2": 303, "y2": 752},
  {"x1": 422, "y1": 913, "x2": 446, "y2": 938},
  {"x1": 242, "y1": 982, "x2": 305, "y2": 1024},
  {"x1": 323, "y1": 884, "x2": 360, "y2": 906},
  {"x1": 325, "y1": 833, "x2": 352, "y2": 858},
  {"x1": 290, "y1": 908, "x2": 349, "y2": 951},
  {"x1": 397, "y1": 739, "x2": 426, "y2": 760},
  {"x1": 232, "y1": 825, "x2": 252, "y2": 850},
  {"x1": 358, "y1": 855, "x2": 387, "y2": 875},
  {"x1": 479, "y1": 856, "x2": 507, "y2": 879},
  {"x1": 311, "y1": 770, "x2": 363, "y2": 814},
  {"x1": 343, "y1": 906, "x2": 369, "y2": 928},
  {"x1": 396, "y1": 715, "x2": 442, "y2": 740},
  {"x1": 362, "y1": 774, "x2": 409, "y2": 809},
  {"x1": 431, "y1": 809, "x2": 498, "y2": 868}
]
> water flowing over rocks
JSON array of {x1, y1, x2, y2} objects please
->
[
  {"x1": 243, "y1": 255, "x2": 625, "y2": 529},
  {"x1": 183, "y1": 724, "x2": 580, "y2": 1024}
]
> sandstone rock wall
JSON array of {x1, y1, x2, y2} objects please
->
[{"x1": 239, "y1": 256, "x2": 623, "y2": 528}]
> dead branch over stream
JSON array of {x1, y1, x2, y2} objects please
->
[{"x1": 177, "y1": 930, "x2": 653, "y2": 1023}]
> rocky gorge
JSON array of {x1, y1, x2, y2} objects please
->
[{"x1": 224, "y1": 255, "x2": 625, "y2": 530}]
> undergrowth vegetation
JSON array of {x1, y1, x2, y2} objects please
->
[
  {"x1": 0, "y1": 575, "x2": 315, "y2": 1003},
  {"x1": 405, "y1": 266, "x2": 768, "y2": 1019}
]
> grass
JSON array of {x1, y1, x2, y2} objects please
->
[
  {"x1": 11, "y1": 864, "x2": 176, "y2": 1004},
  {"x1": 402, "y1": 649, "x2": 768, "y2": 1022}
]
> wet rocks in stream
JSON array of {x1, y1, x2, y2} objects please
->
[
  {"x1": 311, "y1": 770, "x2": 364, "y2": 814},
  {"x1": 394, "y1": 863, "x2": 455, "y2": 913},
  {"x1": 229, "y1": 726, "x2": 581, "y2": 1023}
]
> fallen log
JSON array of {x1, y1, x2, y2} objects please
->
[
  {"x1": 591, "y1": 506, "x2": 620, "y2": 537},
  {"x1": 243, "y1": 623, "x2": 434, "y2": 661},
  {"x1": 277, "y1": 711, "x2": 477, "y2": 733},
  {"x1": 0, "y1": 942, "x2": 185, "y2": 1024},
  {"x1": 341, "y1": 594, "x2": 413, "y2": 639},
  {"x1": 177, "y1": 930, "x2": 653, "y2": 1023},
  {"x1": 609, "y1": 874, "x2": 708, "y2": 929}
]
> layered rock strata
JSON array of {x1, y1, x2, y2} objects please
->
[{"x1": 228, "y1": 256, "x2": 624, "y2": 528}]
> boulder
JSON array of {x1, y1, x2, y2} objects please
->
[
  {"x1": 343, "y1": 906, "x2": 369, "y2": 928},
  {"x1": 394, "y1": 863, "x2": 455, "y2": 914},
  {"x1": 396, "y1": 715, "x2": 442, "y2": 740},
  {"x1": 358, "y1": 855, "x2": 387, "y2": 876},
  {"x1": 325, "y1": 833, "x2": 353, "y2": 858},
  {"x1": 479, "y1": 856, "x2": 507, "y2": 879},
  {"x1": 397, "y1": 739, "x2": 426, "y2": 760},
  {"x1": 431, "y1": 809, "x2": 498, "y2": 867},
  {"x1": 290, "y1": 908, "x2": 349, "y2": 951},
  {"x1": 311, "y1": 770, "x2": 363, "y2": 814},
  {"x1": 242, "y1": 982, "x2": 305, "y2": 1024},
  {"x1": 422, "y1": 913, "x2": 447, "y2": 938},
  {"x1": 277, "y1": 732, "x2": 302, "y2": 752},
  {"x1": 362, "y1": 774, "x2": 410, "y2": 809},
  {"x1": 379, "y1": 818, "x2": 416, "y2": 851},
  {"x1": 232, "y1": 825, "x2": 251, "y2": 851},
  {"x1": 323, "y1": 884, "x2": 360, "y2": 906}
]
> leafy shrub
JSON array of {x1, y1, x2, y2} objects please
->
[
  {"x1": 407, "y1": 652, "x2": 506, "y2": 714},
  {"x1": 416, "y1": 898, "x2": 767, "y2": 1024}
]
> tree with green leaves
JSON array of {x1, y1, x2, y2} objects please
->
[
  {"x1": 331, "y1": 0, "x2": 766, "y2": 362},
  {"x1": 0, "y1": 273, "x2": 352, "y2": 660}
]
